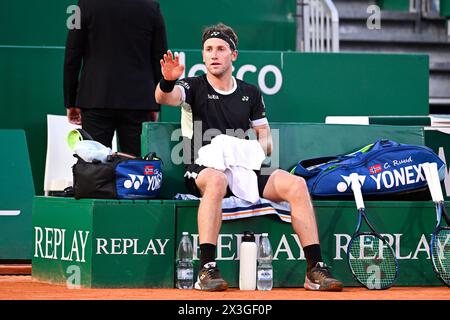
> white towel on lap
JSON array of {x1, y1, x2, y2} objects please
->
[{"x1": 195, "y1": 134, "x2": 266, "y2": 203}]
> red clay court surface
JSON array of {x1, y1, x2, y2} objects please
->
[{"x1": 0, "y1": 275, "x2": 449, "y2": 300}]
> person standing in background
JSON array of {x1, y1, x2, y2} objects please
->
[{"x1": 64, "y1": 0, "x2": 168, "y2": 156}]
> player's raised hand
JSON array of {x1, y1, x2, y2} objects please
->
[{"x1": 160, "y1": 50, "x2": 185, "y2": 81}]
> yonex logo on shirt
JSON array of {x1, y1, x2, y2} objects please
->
[
  {"x1": 242, "y1": 96, "x2": 249, "y2": 101},
  {"x1": 208, "y1": 94, "x2": 219, "y2": 100}
]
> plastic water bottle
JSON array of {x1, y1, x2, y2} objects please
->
[
  {"x1": 239, "y1": 231, "x2": 257, "y2": 290},
  {"x1": 176, "y1": 232, "x2": 194, "y2": 289},
  {"x1": 257, "y1": 233, "x2": 273, "y2": 291}
]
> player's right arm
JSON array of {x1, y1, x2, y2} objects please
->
[{"x1": 155, "y1": 50, "x2": 185, "y2": 106}]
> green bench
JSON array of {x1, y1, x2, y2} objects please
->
[{"x1": 32, "y1": 122, "x2": 446, "y2": 287}]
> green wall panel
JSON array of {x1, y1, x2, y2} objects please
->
[
  {"x1": 160, "y1": 51, "x2": 429, "y2": 123},
  {"x1": 0, "y1": 47, "x2": 65, "y2": 195},
  {"x1": 0, "y1": 0, "x2": 73, "y2": 46},
  {"x1": 0, "y1": 0, "x2": 296, "y2": 50},
  {"x1": 0, "y1": 130, "x2": 35, "y2": 259},
  {"x1": 160, "y1": 0, "x2": 296, "y2": 51},
  {"x1": 441, "y1": 0, "x2": 450, "y2": 17},
  {"x1": 378, "y1": 0, "x2": 410, "y2": 11}
]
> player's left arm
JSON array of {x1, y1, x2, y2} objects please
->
[
  {"x1": 253, "y1": 123, "x2": 272, "y2": 156},
  {"x1": 250, "y1": 87, "x2": 272, "y2": 156}
]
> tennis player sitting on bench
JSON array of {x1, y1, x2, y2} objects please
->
[{"x1": 155, "y1": 23, "x2": 343, "y2": 292}]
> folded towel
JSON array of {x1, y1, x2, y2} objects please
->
[{"x1": 174, "y1": 193, "x2": 291, "y2": 223}]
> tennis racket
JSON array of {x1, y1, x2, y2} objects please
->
[
  {"x1": 422, "y1": 162, "x2": 450, "y2": 287},
  {"x1": 347, "y1": 173, "x2": 399, "y2": 289}
]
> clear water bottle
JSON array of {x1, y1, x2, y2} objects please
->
[
  {"x1": 257, "y1": 233, "x2": 273, "y2": 291},
  {"x1": 176, "y1": 232, "x2": 194, "y2": 289}
]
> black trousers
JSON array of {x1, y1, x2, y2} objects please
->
[{"x1": 81, "y1": 108, "x2": 152, "y2": 157}]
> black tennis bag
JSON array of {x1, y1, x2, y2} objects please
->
[{"x1": 73, "y1": 152, "x2": 163, "y2": 199}]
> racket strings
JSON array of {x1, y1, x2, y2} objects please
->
[
  {"x1": 348, "y1": 234, "x2": 397, "y2": 289},
  {"x1": 431, "y1": 229, "x2": 450, "y2": 285}
]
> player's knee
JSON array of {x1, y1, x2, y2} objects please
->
[
  {"x1": 288, "y1": 176, "x2": 308, "y2": 199},
  {"x1": 204, "y1": 172, "x2": 228, "y2": 196}
]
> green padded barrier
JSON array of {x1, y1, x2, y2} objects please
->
[
  {"x1": 32, "y1": 197, "x2": 175, "y2": 288},
  {"x1": 142, "y1": 122, "x2": 425, "y2": 199},
  {"x1": 0, "y1": 130, "x2": 35, "y2": 260}
]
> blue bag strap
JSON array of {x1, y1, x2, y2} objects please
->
[
  {"x1": 143, "y1": 152, "x2": 163, "y2": 166},
  {"x1": 292, "y1": 139, "x2": 401, "y2": 178},
  {"x1": 370, "y1": 139, "x2": 400, "y2": 151},
  {"x1": 144, "y1": 152, "x2": 157, "y2": 160},
  {"x1": 292, "y1": 156, "x2": 341, "y2": 177}
]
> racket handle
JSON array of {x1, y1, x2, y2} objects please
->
[
  {"x1": 422, "y1": 162, "x2": 436, "y2": 202},
  {"x1": 430, "y1": 162, "x2": 445, "y2": 202},
  {"x1": 350, "y1": 173, "x2": 365, "y2": 209}
]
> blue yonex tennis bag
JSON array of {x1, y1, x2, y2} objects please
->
[
  {"x1": 115, "y1": 153, "x2": 163, "y2": 199},
  {"x1": 291, "y1": 139, "x2": 445, "y2": 197},
  {"x1": 73, "y1": 152, "x2": 163, "y2": 200}
]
